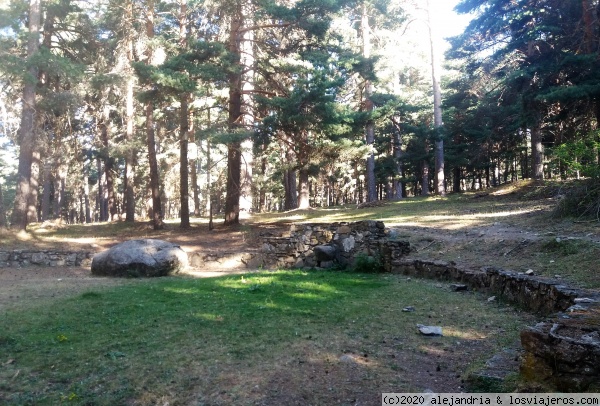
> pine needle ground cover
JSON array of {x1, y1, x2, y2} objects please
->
[{"x1": 0, "y1": 271, "x2": 532, "y2": 405}]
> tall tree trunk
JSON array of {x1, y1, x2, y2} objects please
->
[
  {"x1": 27, "y1": 149, "x2": 40, "y2": 223},
  {"x1": 179, "y1": 95, "x2": 190, "y2": 229},
  {"x1": 531, "y1": 125, "x2": 544, "y2": 180},
  {"x1": 0, "y1": 182, "x2": 7, "y2": 228},
  {"x1": 99, "y1": 116, "x2": 117, "y2": 221},
  {"x1": 240, "y1": 0, "x2": 255, "y2": 214},
  {"x1": 453, "y1": 166, "x2": 461, "y2": 193},
  {"x1": 427, "y1": 0, "x2": 445, "y2": 196},
  {"x1": 11, "y1": 0, "x2": 41, "y2": 230},
  {"x1": 41, "y1": 160, "x2": 52, "y2": 221},
  {"x1": 83, "y1": 168, "x2": 91, "y2": 223},
  {"x1": 582, "y1": 0, "x2": 595, "y2": 54},
  {"x1": 225, "y1": 59, "x2": 241, "y2": 222},
  {"x1": 284, "y1": 169, "x2": 297, "y2": 211},
  {"x1": 179, "y1": 0, "x2": 190, "y2": 229},
  {"x1": 191, "y1": 154, "x2": 200, "y2": 217},
  {"x1": 144, "y1": 0, "x2": 163, "y2": 230},
  {"x1": 421, "y1": 160, "x2": 430, "y2": 196},
  {"x1": 37, "y1": 0, "x2": 55, "y2": 223},
  {"x1": 124, "y1": 86, "x2": 136, "y2": 222},
  {"x1": 124, "y1": 0, "x2": 136, "y2": 223},
  {"x1": 224, "y1": 2, "x2": 247, "y2": 225},
  {"x1": 298, "y1": 168, "x2": 309, "y2": 209},
  {"x1": 362, "y1": 3, "x2": 377, "y2": 202},
  {"x1": 146, "y1": 103, "x2": 163, "y2": 228},
  {"x1": 391, "y1": 119, "x2": 403, "y2": 200},
  {"x1": 258, "y1": 152, "x2": 267, "y2": 213},
  {"x1": 207, "y1": 136, "x2": 214, "y2": 230}
]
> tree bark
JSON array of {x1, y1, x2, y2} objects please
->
[
  {"x1": 0, "y1": 182, "x2": 7, "y2": 228},
  {"x1": 41, "y1": 160, "x2": 52, "y2": 221},
  {"x1": 427, "y1": 0, "x2": 445, "y2": 196},
  {"x1": 27, "y1": 149, "x2": 40, "y2": 223},
  {"x1": 11, "y1": 0, "x2": 41, "y2": 230},
  {"x1": 224, "y1": 2, "x2": 246, "y2": 225},
  {"x1": 99, "y1": 115, "x2": 117, "y2": 221},
  {"x1": 298, "y1": 168, "x2": 310, "y2": 209},
  {"x1": 124, "y1": 0, "x2": 136, "y2": 223},
  {"x1": 179, "y1": 95, "x2": 190, "y2": 229},
  {"x1": 453, "y1": 166, "x2": 461, "y2": 193},
  {"x1": 240, "y1": 0, "x2": 255, "y2": 214},
  {"x1": 392, "y1": 119, "x2": 403, "y2": 200},
  {"x1": 144, "y1": 0, "x2": 163, "y2": 230},
  {"x1": 362, "y1": 3, "x2": 377, "y2": 203},
  {"x1": 421, "y1": 160, "x2": 430, "y2": 196},
  {"x1": 284, "y1": 168, "x2": 297, "y2": 211},
  {"x1": 531, "y1": 125, "x2": 544, "y2": 180}
]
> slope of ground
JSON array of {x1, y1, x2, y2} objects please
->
[{"x1": 0, "y1": 180, "x2": 598, "y2": 402}]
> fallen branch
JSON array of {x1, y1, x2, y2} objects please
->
[
  {"x1": 503, "y1": 239, "x2": 528, "y2": 256},
  {"x1": 417, "y1": 240, "x2": 437, "y2": 252}
]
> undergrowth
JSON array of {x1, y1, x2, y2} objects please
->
[{"x1": 552, "y1": 179, "x2": 600, "y2": 221}]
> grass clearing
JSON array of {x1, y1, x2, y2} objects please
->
[{"x1": 0, "y1": 271, "x2": 533, "y2": 405}]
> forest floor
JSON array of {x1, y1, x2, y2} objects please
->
[{"x1": 0, "y1": 180, "x2": 599, "y2": 402}]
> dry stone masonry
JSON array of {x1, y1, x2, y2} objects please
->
[
  {"x1": 259, "y1": 220, "x2": 410, "y2": 269},
  {"x1": 0, "y1": 250, "x2": 93, "y2": 268},
  {"x1": 391, "y1": 258, "x2": 600, "y2": 392}
]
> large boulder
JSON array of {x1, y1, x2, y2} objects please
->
[
  {"x1": 91, "y1": 239, "x2": 188, "y2": 277},
  {"x1": 314, "y1": 245, "x2": 338, "y2": 268}
]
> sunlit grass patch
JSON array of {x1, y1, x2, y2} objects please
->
[{"x1": 0, "y1": 271, "x2": 535, "y2": 404}]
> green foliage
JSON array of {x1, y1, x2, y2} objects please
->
[
  {"x1": 549, "y1": 138, "x2": 600, "y2": 179},
  {"x1": 553, "y1": 179, "x2": 600, "y2": 221},
  {"x1": 541, "y1": 238, "x2": 583, "y2": 256},
  {"x1": 351, "y1": 253, "x2": 384, "y2": 273}
]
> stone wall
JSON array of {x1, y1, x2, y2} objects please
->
[
  {"x1": 0, "y1": 250, "x2": 94, "y2": 268},
  {"x1": 260, "y1": 221, "x2": 410, "y2": 269},
  {"x1": 391, "y1": 258, "x2": 600, "y2": 392}
]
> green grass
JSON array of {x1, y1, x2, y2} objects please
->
[{"x1": 0, "y1": 271, "x2": 532, "y2": 405}]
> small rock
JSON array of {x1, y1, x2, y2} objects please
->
[
  {"x1": 525, "y1": 269, "x2": 534, "y2": 276},
  {"x1": 450, "y1": 284, "x2": 468, "y2": 292},
  {"x1": 402, "y1": 306, "x2": 415, "y2": 312},
  {"x1": 339, "y1": 354, "x2": 358, "y2": 364},
  {"x1": 417, "y1": 324, "x2": 443, "y2": 336},
  {"x1": 487, "y1": 296, "x2": 496, "y2": 302}
]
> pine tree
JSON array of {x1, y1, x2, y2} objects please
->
[{"x1": 11, "y1": 0, "x2": 41, "y2": 230}]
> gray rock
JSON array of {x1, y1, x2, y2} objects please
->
[
  {"x1": 319, "y1": 260, "x2": 334, "y2": 269},
  {"x1": 450, "y1": 284, "x2": 468, "y2": 291},
  {"x1": 314, "y1": 245, "x2": 337, "y2": 262},
  {"x1": 341, "y1": 236, "x2": 355, "y2": 252},
  {"x1": 402, "y1": 306, "x2": 415, "y2": 312},
  {"x1": 91, "y1": 239, "x2": 188, "y2": 277},
  {"x1": 417, "y1": 324, "x2": 443, "y2": 336},
  {"x1": 339, "y1": 354, "x2": 358, "y2": 364}
]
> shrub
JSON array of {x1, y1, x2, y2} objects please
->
[
  {"x1": 351, "y1": 253, "x2": 385, "y2": 273},
  {"x1": 553, "y1": 179, "x2": 600, "y2": 221}
]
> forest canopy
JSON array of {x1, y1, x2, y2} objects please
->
[{"x1": 1, "y1": 0, "x2": 599, "y2": 230}]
